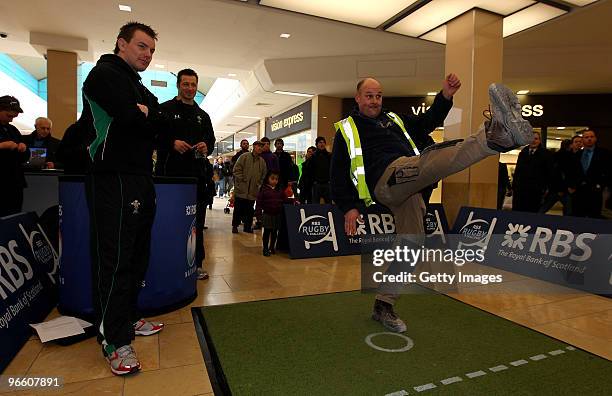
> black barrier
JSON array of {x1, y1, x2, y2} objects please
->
[
  {"x1": 284, "y1": 204, "x2": 449, "y2": 259},
  {"x1": 0, "y1": 212, "x2": 59, "y2": 372},
  {"x1": 451, "y1": 207, "x2": 612, "y2": 295}
]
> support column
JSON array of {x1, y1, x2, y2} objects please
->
[
  {"x1": 442, "y1": 9, "x2": 503, "y2": 226},
  {"x1": 47, "y1": 50, "x2": 77, "y2": 139}
]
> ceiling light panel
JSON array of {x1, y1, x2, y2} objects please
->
[
  {"x1": 420, "y1": 25, "x2": 446, "y2": 44},
  {"x1": 563, "y1": 0, "x2": 598, "y2": 6},
  {"x1": 503, "y1": 3, "x2": 566, "y2": 37},
  {"x1": 260, "y1": 0, "x2": 419, "y2": 28},
  {"x1": 388, "y1": 0, "x2": 534, "y2": 37}
]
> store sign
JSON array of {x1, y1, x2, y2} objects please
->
[{"x1": 265, "y1": 101, "x2": 312, "y2": 140}]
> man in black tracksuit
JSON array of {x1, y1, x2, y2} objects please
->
[
  {"x1": 156, "y1": 68, "x2": 215, "y2": 280},
  {"x1": 82, "y1": 22, "x2": 164, "y2": 375}
]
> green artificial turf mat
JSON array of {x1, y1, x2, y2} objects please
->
[{"x1": 194, "y1": 290, "x2": 612, "y2": 395}]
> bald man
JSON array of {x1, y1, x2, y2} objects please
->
[
  {"x1": 24, "y1": 117, "x2": 61, "y2": 169},
  {"x1": 331, "y1": 76, "x2": 533, "y2": 333}
]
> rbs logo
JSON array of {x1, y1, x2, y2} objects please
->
[{"x1": 528, "y1": 228, "x2": 595, "y2": 262}]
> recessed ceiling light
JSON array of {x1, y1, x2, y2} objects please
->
[
  {"x1": 118, "y1": 4, "x2": 132, "y2": 12},
  {"x1": 555, "y1": 137, "x2": 561, "y2": 140},
  {"x1": 280, "y1": 33, "x2": 291, "y2": 39},
  {"x1": 426, "y1": 92, "x2": 437, "y2": 96},
  {"x1": 516, "y1": 90, "x2": 530, "y2": 95},
  {"x1": 234, "y1": 115, "x2": 260, "y2": 119},
  {"x1": 274, "y1": 90, "x2": 313, "y2": 97},
  {"x1": 322, "y1": 116, "x2": 327, "y2": 119},
  {"x1": 228, "y1": 73, "x2": 237, "y2": 77},
  {"x1": 154, "y1": 64, "x2": 165, "y2": 69},
  {"x1": 556, "y1": 127, "x2": 566, "y2": 130}
]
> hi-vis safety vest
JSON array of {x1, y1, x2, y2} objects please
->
[{"x1": 334, "y1": 112, "x2": 420, "y2": 207}]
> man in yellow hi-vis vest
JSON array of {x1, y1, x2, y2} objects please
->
[{"x1": 330, "y1": 75, "x2": 533, "y2": 333}]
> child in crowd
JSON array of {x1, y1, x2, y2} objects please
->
[{"x1": 255, "y1": 170, "x2": 296, "y2": 256}]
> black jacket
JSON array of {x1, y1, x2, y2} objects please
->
[
  {"x1": 23, "y1": 131, "x2": 61, "y2": 166},
  {"x1": 155, "y1": 97, "x2": 215, "y2": 177},
  {"x1": 0, "y1": 123, "x2": 30, "y2": 188},
  {"x1": 231, "y1": 149, "x2": 249, "y2": 169},
  {"x1": 512, "y1": 146, "x2": 554, "y2": 194},
  {"x1": 56, "y1": 118, "x2": 96, "y2": 174},
  {"x1": 331, "y1": 92, "x2": 452, "y2": 214},
  {"x1": 308, "y1": 149, "x2": 331, "y2": 184},
  {"x1": 570, "y1": 146, "x2": 611, "y2": 191},
  {"x1": 275, "y1": 150, "x2": 294, "y2": 186},
  {"x1": 82, "y1": 54, "x2": 163, "y2": 174}
]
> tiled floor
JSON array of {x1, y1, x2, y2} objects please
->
[{"x1": 2, "y1": 197, "x2": 611, "y2": 395}]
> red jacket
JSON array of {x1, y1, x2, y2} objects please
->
[{"x1": 255, "y1": 184, "x2": 293, "y2": 216}]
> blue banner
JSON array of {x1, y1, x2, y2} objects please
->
[
  {"x1": 58, "y1": 179, "x2": 197, "y2": 318},
  {"x1": 451, "y1": 207, "x2": 612, "y2": 295},
  {"x1": 285, "y1": 203, "x2": 449, "y2": 259},
  {"x1": 0, "y1": 212, "x2": 59, "y2": 372}
]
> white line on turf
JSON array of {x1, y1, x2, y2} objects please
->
[
  {"x1": 384, "y1": 344, "x2": 578, "y2": 395},
  {"x1": 414, "y1": 383, "x2": 436, "y2": 392},
  {"x1": 385, "y1": 391, "x2": 409, "y2": 396},
  {"x1": 365, "y1": 333, "x2": 414, "y2": 353},
  {"x1": 440, "y1": 377, "x2": 463, "y2": 385},
  {"x1": 510, "y1": 359, "x2": 529, "y2": 367},
  {"x1": 466, "y1": 370, "x2": 487, "y2": 379}
]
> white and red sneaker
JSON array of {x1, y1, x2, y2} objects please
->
[
  {"x1": 134, "y1": 319, "x2": 164, "y2": 336},
  {"x1": 105, "y1": 344, "x2": 141, "y2": 376}
]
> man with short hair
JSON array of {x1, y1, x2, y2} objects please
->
[
  {"x1": 231, "y1": 139, "x2": 250, "y2": 167},
  {"x1": 232, "y1": 141, "x2": 267, "y2": 233},
  {"x1": 259, "y1": 136, "x2": 279, "y2": 173},
  {"x1": 512, "y1": 131, "x2": 553, "y2": 212},
  {"x1": 571, "y1": 130, "x2": 611, "y2": 218},
  {"x1": 570, "y1": 135, "x2": 583, "y2": 153},
  {"x1": 24, "y1": 117, "x2": 61, "y2": 169},
  {"x1": 309, "y1": 136, "x2": 331, "y2": 203},
  {"x1": 156, "y1": 68, "x2": 215, "y2": 281},
  {"x1": 274, "y1": 138, "x2": 294, "y2": 189},
  {"x1": 331, "y1": 75, "x2": 533, "y2": 333},
  {"x1": 0, "y1": 96, "x2": 29, "y2": 217},
  {"x1": 298, "y1": 146, "x2": 316, "y2": 203},
  {"x1": 82, "y1": 21, "x2": 164, "y2": 375}
]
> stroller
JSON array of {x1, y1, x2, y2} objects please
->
[{"x1": 224, "y1": 188, "x2": 234, "y2": 214}]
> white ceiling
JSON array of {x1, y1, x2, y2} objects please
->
[{"x1": 0, "y1": 0, "x2": 611, "y2": 139}]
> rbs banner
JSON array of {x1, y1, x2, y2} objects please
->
[
  {"x1": 0, "y1": 212, "x2": 59, "y2": 372},
  {"x1": 452, "y1": 207, "x2": 612, "y2": 295},
  {"x1": 285, "y1": 204, "x2": 449, "y2": 259}
]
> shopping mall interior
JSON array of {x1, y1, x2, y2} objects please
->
[{"x1": 0, "y1": 0, "x2": 611, "y2": 395}]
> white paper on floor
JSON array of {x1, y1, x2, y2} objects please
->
[{"x1": 30, "y1": 316, "x2": 93, "y2": 343}]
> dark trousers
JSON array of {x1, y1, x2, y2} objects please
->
[
  {"x1": 86, "y1": 173, "x2": 156, "y2": 349},
  {"x1": 573, "y1": 187, "x2": 603, "y2": 218},
  {"x1": 262, "y1": 228, "x2": 278, "y2": 251},
  {"x1": 0, "y1": 187, "x2": 23, "y2": 217},
  {"x1": 232, "y1": 196, "x2": 254, "y2": 230},
  {"x1": 312, "y1": 182, "x2": 330, "y2": 204},
  {"x1": 512, "y1": 189, "x2": 544, "y2": 213}
]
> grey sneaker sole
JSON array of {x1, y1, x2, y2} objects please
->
[{"x1": 488, "y1": 83, "x2": 533, "y2": 146}]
